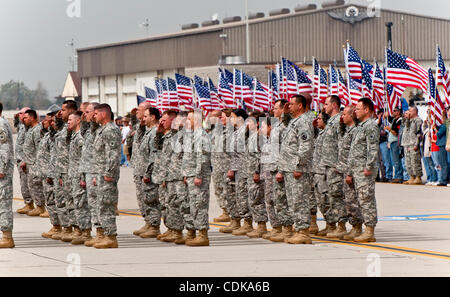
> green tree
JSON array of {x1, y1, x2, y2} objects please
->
[{"x1": 0, "y1": 80, "x2": 52, "y2": 110}]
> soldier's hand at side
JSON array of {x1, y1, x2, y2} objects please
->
[
  {"x1": 59, "y1": 178, "x2": 63, "y2": 186},
  {"x1": 227, "y1": 170, "x2": 235, "y2": 180},
  {"x1": 143, "y1": 177, "x2": 151, "y2": 184},
  {"x1": 276, "y1": 172, "x2": 284, "y2": 183},
  {"x1": 363, "y1": 169, "x2": 372, "y2": 177},
  {"x1": 253, "y1": 173, "x2": 260, "y2": 183},
  {"x1": 194, "y1": 177, "x2": 202, "y2": 186},
  {"x1": 293, "y1": 171, "x2": 302, "y2": 179},
  {"x1": 104, "y1": 176, "x2": 113, "y2": 182},
  {"x1": 92, "y1": 178, "x2": 97, "y2": 187},
  {"x1": 20, "y1": 162, "x2": 27, "y2": 172},
  {"x1": 162, "y1": 181, "x2": 166, "y2": 188},
  {"x1": 183, "y1": 177, "x2": 187, "y2": 184},
  {"x1": 413, "y1": 146, "x2": 418, "y2": 151},
  {"x1": 345, "y1": 175, "x2": 353, "y2": 185},
  {"x1": 0, "y1": 173, "x2": 5, "y2": 179},
  {"x1": 46, "y1": 178, "x2": 53, "y2": 185},
  {"x1": 80, "y1": 180, "x2": 86, "y2": 188}
]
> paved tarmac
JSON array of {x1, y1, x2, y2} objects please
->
[{"x1": 1, "y1": 165, "x2": 449, "y2": 277}]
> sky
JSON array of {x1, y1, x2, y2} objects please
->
[{"x1": 0, "y1": 0, "x2": 449, "y2": 101}]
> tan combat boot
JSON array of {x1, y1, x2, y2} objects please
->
[
  {"x1": 175, "y1": 229, "x2": 196, "y2": 245},
  {"x1": 343, "y1": 224, "x2": 363, "y2": 241},
  {"x1": 42, "y1": 225, "x2": 62, "y2": 239},
  {"x1": 140, "y1": 225, "x2": 161, "y2": 238},
  {"x1": 309, "y1": 215, "x2": 319, "y2": 235},
  {"x1": 246, "y1": 222, "x2": 268, "y2": 238},
  {"x1": 219, "y1": 219, "x2": 240, "y2": 233},
  {"x1": 232, "y1": 219, "x2": 253, "y2": 236},
  {"x1": 27, "y1": 205, "x2": 45, "y2": 217},
  {"x1": 133, "y1": 223, "x2": 150, "y2": 236},
  {"x1": 317, "y1": 223, "x2": 336, "y2": 236},
  {"x1": 161, "y1": 229, "x2": 183, "y2": 242},
  {"x1": 282, "y1": 225, "x2": 296, "y2": 243},
  {"x1": 0, "y1": 231, "x2": 14, "y2": 248},
  {"x1": 414, "y1": 176, "x2": 423, "y2": 185},
  {"x1": 85, "y1": 228, "x2": 104, "y2": 247},
  {"x1": 17, "y1": 202, "x2": 34, "y2": 214},
  {"x1": 61, "y1": 226, "x2": 74, "y2": 242},
  {"x1": 270, "y1": 225, "x2": 293, "y2": 242},
  {"x1": 214, "y1": 209, "x2": 231, "y2": 223},
  {"x1": 286, "y1": 229, "x2": 312, "y2": 244},
  {"x1": 186, "y1": 229, "x2": 209, "y2": 246},
  {"x1": 326, "y1": 222, "x2": 347, "y2": 239},
  {"x1": 354, "y1": 226, "x2": 376, "y2": 242},
  {"x1": 72, "y1": 229, "x2": 92, "y2": 245},
  {"x1": 39, "y1": 210, "x2": 49, "y2": 218},
  {"x1": 157, "y1": 229, "x2": 173, "y2": 240},
  {"x1": 403, "y1": 177, "x2": 415, "y2": 185},
  {"x1": 262, "y1": 226, "x2": 282, "y2": 240},
  {"x1": 94, "y1": 235, "x2": 118, "y2": 249}
]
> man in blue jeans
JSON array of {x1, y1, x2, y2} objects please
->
[
  {"x1": 377, "y1": 110, "x2": 393, "y2": 181},
  {"x1": 433, "y1": 120, "x2": 448, "y2": 186},
  {"x1": 385, "y1": 107, "x2": 403, "y2": 183}
]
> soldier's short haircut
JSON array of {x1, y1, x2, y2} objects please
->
[
  {"x1": 89, "y1": 102, "x2": 100, "y2": 109},
  {"x1": 162, "y1": 110, "x2": 178, "y2": 118},
  {"x1": 292, "y1": 95, "x2": 307, "y2": 108},
  {"x1": 221, "y1": 108, "x2": 233, "y2": 117},
  {"x1": 46, "y1": 111, "x2": 57, "y2": 117},
  {"x1": 178, "y1": 111, "x2": 188, "y2": 118},
  {"x1": 275, "y1": 99, "x2": 288, "y2": 108},
  {"x1": 232, "y1": 108, "x2": 248, "y2": 120},
  {"x1": 72, "y1": 111, "x2": 83, "y2": 118},
  {"x1": 329, "y1": 95, "x2": 341, "y2": 108},
  {"x1": 80, "y1": 102, "x2": 90, "y2": 110},
  {"x1": 62, "y1": 100, "x2": 78, "y2": 111},
  {"x1": 249, "y1": 111, "x2": 265, "y2": 122},
  {"x1": 25, "y1": 109, "x2": 38, "y2": 120},
  {"x1": 148, "y1": 107, "x2": 161, "y2": 120},
  {"x1": 358, "y1": 97, "x2": 375, "y2": 113},
  {"x1": 95, "y1": 103, "x2": 113, "y2": 119}
]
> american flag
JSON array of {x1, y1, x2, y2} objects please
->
[
  {"x1": 194, "y1": 75, "x2": 204, "y2": 87},
  {"x1": 242, "y1": 72, "x2": 258, "y2": 110},
  {"x1": 144, "y1": 86, "x2": 158, "y2": 108},
  {"x1": 338, "y1": 69, "x2": 350, "y2": 106},
  {"x1": 319, "y1": 67, "x2": 328, "y2": 104},
  {"x1": 347, "y1": 73, "x2": 362, "y2": 106},
  {"x1": 233, "y1": 69, "x2": 244, "y2": 108},
  {"x1": 329, "y1": 65, "x2": 339, "y2": 96},
  {"x1": 137, "y1": 95, "x2": 147, "y2": 106},
  {"x1": 277, "y1": 63, "x2": 287, "y2": 99},
  {"x1": 218, "y1": 72, "x2": 235, "y2": 108},
  {"x1": 154, "y1": 79, "x2": 163, "y2": 112},
  {"x1": 160, "y1": 79, "x2": 170, "y2": 112},
  {"x1": 436, "y1": 45, "x2": 450, "y2": 106},
  {"x1": 345, "y1": 43, "x2": 363, "y2": 82},
  {"x1": 270, "y1": 70, "x2": 280, "y2": 102},
  {"x1": 282, "y1": 58, "x2": 298, "y2": 96},
  {"x1": 209, "y1": 78, "x2": 222, "y2": 110},
  {"x1": 385, "y1": 48, "x2": 428, "y2": 92},
  {"x1": 254, "y1": 79, "x2": 271, "y2": 111},
  {"x1": 372, "y1": 63, "x2": 385, "y2": 111},
  {"x1": 386, "y1": 83, "x2": 405, "y2": 116},
  {"x1": 194, "y1": 83, "x2": 212, "y2": 115},
  {"x1": 427, "y1": 68, "x2": 446, "y2": 125},
  {"x1": 167, "y1": 77, "x2": 179, "y2": 111},
  {"x1": 175, "y1": 73, "x2": 194, "y2": 110},
  {"x1": 289, "y1": 60, "x2": 313, "y2": 95}
]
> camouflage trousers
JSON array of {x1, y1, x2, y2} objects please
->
[
  {"x1": 224, "y1": 176, "x2": 239, "y2": 220},
  {"x1": 212, "y1": 169, "x2": 227, "y2": 209},
  {"x1": 71, "y1": 176, "x2": 91, "y2": 230},
  {"x1": 42, "y1": 179, "x2": 59, "y2": 226},
  {"x1": 55, "y1": 173, "x2": 75, "y2": 228},
  {"x1": 166, "y1": 180, "x2": 187, "y2": 231},
  {"x1": 159, "y1": 184, "x2": 169, "y2": 227},
  {"x1": 185, "y1": 176, "x2": 210, "y2": 231},
  {"x1": 0, "y1": 177, "x2": 13, "y2": 232},
  {"x1": 405, "y1": 146, "x2": 423, "y2": 177},
  {"x1": 17, "y1": 165, "x2": 32, "y2": 204},
  {"x1": 262, "y1": 170, "x2": 281, "y2": 228},
  {"x1": 247, "y1": 176, "x2": 268, "y2": 223},
  {"x1": 354, "y1": 174, "x2": 378, "y2": 227},
  {"x1": 234, "y1": 171, "x2": 251, "y2": 220},
  {"x1": 134, "y1": 175, "x2": 146, "y2": 218},
  {"x1": 306, "y1": 173, "x2": 317, "y2": 215},
  {"x1": 85, "y1": 173, "x2": 100, "y2": 229},
  {"x1": 27, "y1": 167, "x2": 45, "y2": 207},
  {"x1": 274, "y1": 176, "x2": 293, "y2": 226},
  {"x1": 283, "y1": 172, "x2": 311, "y2": 231},
  {"x1": 97, "y1": 175, "x2": 119, "y2": 236},
  {"x1": 314, "y1": 173, "x2": 331, "y2": 223},
  {"x1": 141, "y1": 176, "x2": 161, "y2": 227},
  {"x1": 325, "y1": 167, "x2": 347, "y2": 224},
  {"x1": 343, "y1": 181, "x2": 363, "y2": 226}
]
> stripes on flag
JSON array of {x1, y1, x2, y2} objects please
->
[
  {"x1": 175, "y1": 73, "x2": 194, "y2": 110},
  {"x1": 345, "y1": 43, "x2": 363, "y2": 82},
  {"x1": 427, "y1": 68, "x2": 446, "y2": 125},
  {"x1": 144, "y1": 86, "x2": 158, "y2": 108},
  {"x1": 436, "y1": 45, "x2": 450, "y2": 107},
  {"x1": 338, "y1": 69, "x2": 350, "y2": 107}
]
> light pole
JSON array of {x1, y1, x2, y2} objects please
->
[
  {"x1": 66, "y1": 38, "x2": 76, "y2": 71},
  {"x1": 245, "y1": 0, "x2": 250, "y2": 64},
  {"x1": 140, "y1": 18, "x2": 150, "y2": 36}
]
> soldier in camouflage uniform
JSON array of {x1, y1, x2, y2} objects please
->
[
  {"x1": 337, "y1": 106, "x2": 364, "y2": 240},
  {"x1": 347, "y1": 98, "x2": 380, "y2": 242},
  {"x1": 130, "y1": 102, "x2": 153, "y2": 237},
  {"x1": 320, "y1": 95, "x2": 347, "y2": 239},
  {"x1": 68, "y1": 111, "x2": 93, "y2": 244},
  {"x1": 51, "y1": 100, "x2": 78, "y2": 242},
  {"x1": 137, "y1": 107, "x2": 162, "y2": 239},
  {"x1": 228, "y1": 109, "x2": 254, "y2": 236},
  {"x1": 276, "y1": 95, "x2": 314, "y2": 244},
  {"x1": 208, "y1": 110, "x2": 231, "y2": 223},
  {"x1": 183, "y1": 110, "x2": 212, "y2": 247},
  {"x1": 22, "y1": 110, "x2": 46, "y2": 216},
  {"x1": 15, "y1": 107, "x2": 34, "y2": 214},
  {"x1": 403, "y1": 107, "x2": 423, "y2": 185},
  {"x1": 151, "y1": 110, "x2": 177, "y2": 241},
  {"x1": 39, "y1": 112, "x2": 62, "y2": 239},
  {"x1": 92, "y1": 104, "x2": 122, "y2": 249},
  {"x1": 244, "y1": 112, "x2": 268, "y2": 238},
  {"x1": 0, "y1": 103, "x2": 15, "y2": 248}
]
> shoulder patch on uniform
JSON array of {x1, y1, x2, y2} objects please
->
[
  {"x1": 0, "y1": 130, "x2": 7, "y2": 144},
  {"x1": 300, "y1": 131, "x2": 310, "y2": 141}
]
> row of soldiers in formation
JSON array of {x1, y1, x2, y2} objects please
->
[
  {"x1": 130, "y1": 94, "x2": 380, "y2": 246},
  {"x1": 0, "y1": 93, "x2": 380, "y2": 249}
]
